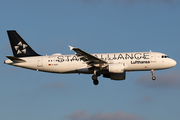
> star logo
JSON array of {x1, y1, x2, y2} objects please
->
[{"x1": 14, "y1": 41, "x2": 28, "y2": 54}]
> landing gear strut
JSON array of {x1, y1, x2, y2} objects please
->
[{"x1": 151, "y1": 70, "x2": 156, "y2": 80}]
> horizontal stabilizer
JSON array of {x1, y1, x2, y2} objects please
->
[{"x1": 6, "y1": 56, "x2": 26, "y2": 63}]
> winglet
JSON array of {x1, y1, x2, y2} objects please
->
[{"x1": 69, "y1": 45, "x2": 74, "y2": 51}]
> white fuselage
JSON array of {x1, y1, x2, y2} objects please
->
[{"x1": 5, "y1": 52, "x2": 177, "y2": 74}]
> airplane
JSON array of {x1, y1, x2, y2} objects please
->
[{"x1": 4, "y1": 30, "x2": 177, "y2": 85}]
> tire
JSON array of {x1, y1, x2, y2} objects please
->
[
  {"x1": 152, "y1": 76, "x2": 156, "y2": 80},
  {"x1": 93, "y1": 80, "x2": 99, "y2": 85}
]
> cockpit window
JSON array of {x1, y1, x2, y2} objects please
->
[{"x1": 162, "y1": 55, "x2": 169, "y2": 58}]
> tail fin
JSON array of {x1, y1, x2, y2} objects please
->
[{"x1": 7, "y1": 30, "x2": 40, "y2": 57}]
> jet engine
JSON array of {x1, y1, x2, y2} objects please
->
[
  {"x1": 108, "y1": 63, "x2": 125, "y2": 73},
  {"x1": 103, "y1": 72, "x2": 126, "y2": 80}
]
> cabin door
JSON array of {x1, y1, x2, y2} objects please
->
[
  {"x1": 150, "y1": 53, "x2": 156, "y2": 62},
  {"x1": 37, "y1": 57, "x2": 43, "y2": 67}
]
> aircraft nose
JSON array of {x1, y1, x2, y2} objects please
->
[{"x1": 171, "y1": 59, "x2": 177, "y2": 67}]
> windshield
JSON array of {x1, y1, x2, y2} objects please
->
[{"x1": 162, "y1": 55, "x2": 169, "y2": 58}]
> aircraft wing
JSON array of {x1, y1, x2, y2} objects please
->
[{"x1": 69, "y1": 46, "x2": 107, "y2": 66}]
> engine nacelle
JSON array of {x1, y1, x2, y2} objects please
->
[
  {"x1": 108, "y1": 63, "x2": 125, "y2": 73},
  {"x1": 103, "y1": 72, "x2": 126, "y2": 80}
]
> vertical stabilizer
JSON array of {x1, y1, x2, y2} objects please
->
[{"x1": 7, "y1": 30, "x2": 40, "y2": 57}]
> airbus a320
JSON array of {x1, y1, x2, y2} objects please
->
[{"x1": 4, "y1": 30, "x2": 177, "y2": 85}]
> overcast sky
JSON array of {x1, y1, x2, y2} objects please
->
[{"x1": 1, "y1": 0, "x2": 180, "y2": 120}]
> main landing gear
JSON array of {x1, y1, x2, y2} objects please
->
[
  {"x1": 92, "y1": 75, "x2": 99, "y2": 85},
  {"x1": 151, "y1": 70, "x2": 156, "y2": 80},
  {"x1": 92, "y1": 70, "x2": 99, "y2": 85}
]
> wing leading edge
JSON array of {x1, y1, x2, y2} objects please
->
[{"x1": 69, "y1": 46, "x2": 107, "y2": 66}]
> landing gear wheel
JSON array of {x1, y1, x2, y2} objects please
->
[
  {"x1": 151, "y1": 70, "x2": 156, "y2": 80},
  {"x1": 93, "y1": 80, "x2": 99, "y2": 85},
  {"x1": 152, "y1": 76, "x2": 156, "y2": 80},
  {"x1": 92, "y1": 75, "x2": 99, "y2": 85},
  {"x1": 92, "y1": 75, "x2": 97, "y2": 80}
]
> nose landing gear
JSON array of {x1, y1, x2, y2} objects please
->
[
  {"x1": 152, "y1": 76, "x2": 156, "y2": 80},
  {"x1": 151, "y1": 70, "x2": 156, "y2": 80}
]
